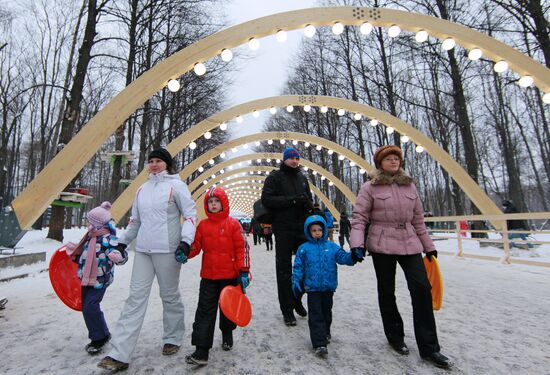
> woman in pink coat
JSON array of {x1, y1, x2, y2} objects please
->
[{"x1": 350, "y1": 145, "x2": 451, "y2": 369}]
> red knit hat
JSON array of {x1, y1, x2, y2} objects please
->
[{"x1": 373, "y1": 145, "x2": 403, "y2": 169}]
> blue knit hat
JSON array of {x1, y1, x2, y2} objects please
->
[{"x1": 283, "y1": 147, "x2": 300, "y2": 161}]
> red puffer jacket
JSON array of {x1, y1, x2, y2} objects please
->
[{"x1": 189, "y1": 187, "x2": 250, "y2": 279}]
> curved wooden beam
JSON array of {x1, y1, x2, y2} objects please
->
[{"x1": 15, "y1": 6, "x2": 541, "y2": 228}]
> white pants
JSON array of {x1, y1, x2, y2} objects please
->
[{"x1": 108, "y1": 251, "x2": 184, "y2": 363}]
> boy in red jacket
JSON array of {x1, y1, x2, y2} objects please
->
[{"x1": 185, "y1": 187, "x2": 251, "y2": 366}]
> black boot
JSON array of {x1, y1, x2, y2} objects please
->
[
  {"x1": 422, "y1": 352, "x2": 452, "y2": 369},
  {"x1": 85, "y1": 334, "x2": 111, "y2": 355},
  {"x1": 283, "y1": 311, "x2": 297, "y2": 326},
  {"x1": 294, "y1": 299, "x2": 307, "y2": 317},
  {"x1": 185, "y1": 346, "x2": 209, "y2": 365},
  {"x1": 222, "y1": 331, "x2": 233, "y2": 351},
  {"x1": 390, "y1": 342, "x2": 409, "y2": 355}
]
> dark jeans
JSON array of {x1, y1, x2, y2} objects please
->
[
  {"x1": 191, "y1": 278, "x2": 238, "y2": 349},
  {"x1": 264, "y1": 234, "x2": 273, "y2": 250},
  {"x1": 253, "y1": 232, "x2": 262, "y2": 245},
  {"x1": 339, "y1": 233, "x2": 350, "y2": 248},
  {"x1": 274, "y1": 230, "x2": 305, "y2": 316},
  {"x1": 371, "y1": 252, "x2": 440, "y2": 357},
  {"x1": 307, "y1": 291, "x2": 334, "y2": 348},
  {"x1": 81, "y1": 286, "x2": 110, "y2": 341}
]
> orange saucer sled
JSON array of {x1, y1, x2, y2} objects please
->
[
  {"x1": 49, "y1": 246, "x2": 82, "y2": 311},
  {"x1": 423, "y1": 256, "x2": 443, "y2": 311},
  {"x1": 219, "y1": 285, "x2": 252, "y2": 327}
]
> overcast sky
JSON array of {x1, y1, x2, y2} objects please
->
[{"x1": 223, "y1": 0, "x2": 317, "y2": 138}]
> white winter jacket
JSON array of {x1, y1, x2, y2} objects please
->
[{"x1": 119, "y1": 171, "x2": 197, "y2": 253}]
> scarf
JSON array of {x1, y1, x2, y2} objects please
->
[{"x1": 66, "y1": 227, "x2": 110, "y2": 286}]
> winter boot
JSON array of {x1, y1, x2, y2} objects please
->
[
  {"x1": 314, "y1": 346, "x2": 328, "y2": 358},
  {"x1": 283, "y1": 312, "x2": 297, "y2": 326},
  {"x1": 222, "y1": 331, "x2": 233, "y2": 351},
  {"x1": 97, "y1": 356, "x2": 129, "y2": 371},
  {"x1": 185, "y1": 346, "x2": 209, "y2": 365},
  {"x1": 162, "y1": 343, "x2": 180, "y2": 356},
  {"x1": 0, "y1": 297, "x2": 7, "y2": 310},
  {"x1": 85, "y1": 334, "x2": 111, "y2": 355}
]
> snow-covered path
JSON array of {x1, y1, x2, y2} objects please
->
[{"x1": 1, "y1": 239, "x2": 549, "y2": 374}]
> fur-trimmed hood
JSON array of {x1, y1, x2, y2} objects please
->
[{"x1": 369, "y1": 168, "x2": 414, "y2": 185}]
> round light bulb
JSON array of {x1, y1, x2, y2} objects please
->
[
  {"x1": 321, "y1": 176, "x2": 326, "y2": 181},
  {"x1": 255, "y1": 141, "x2": 261, "y2": 146},
  {"x1": 415, "y1": 145, "x2": 424, "y2": 153},
  {"x1": 337, "y1": 108, "x2": 345, "y2": 116},
  {"x1": 304, "y1": 24, "x2": 316, "y2": 38},
  {"x1": 350, "y1": 161, "x2": 356, "y2": 167},
  {"x1": 441, "y1": 38, "x2": 456, "y2": 51},
  {"x1": 256, "y1": 158, "x2": 261, "y2": 163},
  {"x1": 203, "y1": 180, "x2": 208, "y2": 185},
  {"x1": 204, "y1": 131, "x2": 212, "y2": 139},
  {"x1": 359, "y1": 169, "x2": 366, "y2": 174},
  {"x1": 338, "y1": 155, "x2": 345, "y2": 161},
  {"x1": 248, "y1": 38, "x2": 260, "y2": 51},
  {"x1": 316, "y1": 145, "x2": 322, "y2": 151},
  {"x1": 167, "y1": 79, "x2": 180, "y2": 92},
  {"x1": 320, "y1": 106, "x2": 328, "y2": 113},
  {"x1": 328, "y1": 149, "x2": 334, "y2": 155},
  {"x1": 370, "y1": 119, "x2": 379, "y2": 126},
  {"x1": 415, "y1": 30, "x2": 428, "y2": 43},
  {"x1": 189, "y1": 141, "x2": 197, "y2": 150},
  {"x1": 401, "y1": 135, "x2": 410, "y2": 143},
  {"x1": 360, "y1": 22, "x2": 373, "y2": 35},
  {"x1": 268, "y1": 139, "x2": 273, "y2": 145},
  {"x1": 276, "y1": 159, "x2": 281, "y2": 163},
  {"x1": 354, "y1": 113, "x2": 362, "y2": 120},
  {"x1": 329, "y1": 181, "x2": 334, "y2": 186},
  {"x1": 198, "y1": 166, "x2": 204, "y2": 172},
  {"x1": 518, "y1": 76, "x2": 534, "y2": 88},
  {"x1": 312, "y1": 171, "x2": 317, "y2": 175},
  {"x1": 209, "y1": 159, "x2": 214, "y2": 165},
  {"x1": 388, "y1": 25, "x2": 401, "y2": 38},
  {"x1": 543, "y1": 92, "x2": 550, "y2": 104},
  {"x1": 280, "y1": 139, "x2": 285, "y2": 144},
  {"x1": 232, "y1": 147, "x2": 238, "y2": 153},
  {"x1": 303, "y1": 166, "x2": 309, "y2": 171},
  {"x1": 303, "y1": 104, "x2": 311, "y2": 112},
  {"x1": 194, "y1": 62, "x2": 206, "y2": 76},
  {"x1": 494, "y1": 61, "x2": 509, "y2": 73},
  {"x1": 304, "y1": 142, "x2": 310, "y2": 147},
  {"x1": 219, "y1": 122, "x2": 227, "y2": 130},
  {"x1": 220, "y1": 152, "x2": 226, "y2": 158},
  {"x1": 468, "y1": 48, "x2": 482, "y2": 60},
  {"x1": 276, "y1": 29, "x2": 287, "y2": 42},
  {"x1": 386, "y1": 127, "x2": 395, "y2": 134},
  {"x1": 266, "y1": 158, "x2": 271, "y2": 162},
  {"x1": 292, "y1": 140, "x2": 298, "y2": 145},
  {"x1": 269, "y1": 107, "x2": 277, "y2": 114},
  {"x1": 236, "y1": 115, "x2": 243, "y2": 123},
  {"x1": 220, "y1": 48, "x2": 233, "y2": 62},
  {"x1": 243, "y1": 144, "x2": 248, "y2": 149},
  {"x1": 332, "y1": 22, "x2": 344, "y2": 35},
  {"x1": 252, "y1": 110, "x2": 260, "y2": 118},
  {"x1": 286, "y1": 105, "x2": 294, "y2": 113}
]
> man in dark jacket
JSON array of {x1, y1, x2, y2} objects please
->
[
  {"x1": 261, "y1": 147, "x2": 313, "y2": 326},
  {"x1": 339, "y1": 212, "x2": 351, "y2": 248},
  {"x1": 503, "y1": 200, "x2": 533, "y2": 250}
]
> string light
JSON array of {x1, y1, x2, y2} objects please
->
[
  {"x1": 332, "y1": 22, "x2": 344, "y2": 35},
  {"x1": 370, "y1": 119, "x2": 379, "y2": 126},
  {"x1": 286, "y1": 105, "x2": 294, "y2": 112},
  {"x1": 220, "y1": 49, "x2": 233, "y2": 62},
  {"x1": 167, "y1": 79, "x2": 180, "y2": 92},
  {"x1": 304, "y1": 105, "x2": 311, "y2": 112},
  {"x1": 320, "y1": 106, "x2": 328, "y2": 113},
  {"x1": 518, "y1": 76, "x2": 534, "y2": 87},
  {"x1": 194, "y1": 63, "x2": 206, "y2": 76},
  {"x1": 269, "y1": 107, "x2": 277, "y2": 114},
  {"x1": 276, "y1": 30, "x2": 287, "y2": 42},
  {"x1": 189, "y1": 142, "x2": 197, "y2": 149},
  {"x1": 304, "y1": 24, "x2": 316, "y2": 38},
  {"x1": 219, "y1": 122, "x2": 227, "y2": 130},
  {"x1": 388, "y1": 25, "x2": 401, "y2": 38},
  {"x1": 415, "y1": 30, "x2": 428, "y2": 43},
  {"x1": 204, "y1": 131, "x2": 212, "y2": 139},
  {"x1": 441, "y1": 38, "x2": 456, "y2": 51},
  {"x1": 248, "y1": 38, "x2": 260, "y2": 51},
  {"x1": 468, "y1": 48, "x2": 482, "y2": 60},
  {"x1": 360, "y1": 22, "x2": 373, "y2": 35},
  {"x1": 494, "y1": 61, "x2": 509, "y2": 73}
]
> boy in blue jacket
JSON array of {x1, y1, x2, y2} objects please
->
[{"x1": 292, "y1": 215, "x2": 364, "y2": 358}]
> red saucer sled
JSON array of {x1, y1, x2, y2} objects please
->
[
  {"x1": 219, "y1": 285, "x2": 252, "y2": 327},
  {"x1": 49, "y1": 246, "x2": 82, "y2": 311}
]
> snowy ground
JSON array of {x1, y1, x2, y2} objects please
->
[{"x1": 1, "y1": 230, "x2": 550, "y2": 374}]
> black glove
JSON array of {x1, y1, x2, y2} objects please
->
[
  {"x1": 175, "y1": 242, "x2": 190, "y2": 263},
  {"x1": 425, "y1": 250, "x2": 438, "y2": 262},
  {"x1": 351, "y1": 247, "x2": 366, "y2": 263},
  {"x1": 116, "y1": 243, "x2": 128, "y2": 260}
]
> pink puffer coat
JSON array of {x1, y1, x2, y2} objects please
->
[{"x1": 350, "y1": 169, "x2": 435, "y2": 255}]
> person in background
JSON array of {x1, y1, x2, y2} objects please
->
[
  {"x1": 502, "y1": 200, "x2": 537, "y2": 256},
  {"x1": 350, "y1": 145, "x2": 452, "y2": 370},
  {"x1": 251, "y1": 217, "x2": 263, "y2": 246},
  {"x1": 261, "y1": 147, "x2": 313, "y2": 326},
  {"x1": 261, "y1": 223, "x2": 274, "y2": 251},
  {"x1": 338, "y1": 212, "x2": 351, "y2": 248},
  {"x1": 98, "y1": 148, "x2": 197, "y2": 371}
]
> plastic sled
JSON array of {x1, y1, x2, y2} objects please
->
[
  {"x1": 49, "y1": 246, "x2": 82, "y2": 311},
  {"x1": 219, "y1": 285, "x2": 252, "y2": 327},
  {"x1": 423, "y1": 256, "x2": 443, "y2": 311}
]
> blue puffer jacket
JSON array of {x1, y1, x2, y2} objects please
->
[{"x1": 292, "y1": 215, "x2": 354, "y2": 293}]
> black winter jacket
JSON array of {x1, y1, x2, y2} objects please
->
[{"x1": 261, "y1": 163, "x2": 313, "y2": 232}]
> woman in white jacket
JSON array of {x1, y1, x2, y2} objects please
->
[{"x1": 99, "y1": 148, "x2": 197, "y2": 371}]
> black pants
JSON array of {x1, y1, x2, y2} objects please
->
[
  {"x1": 82, "y1": 286, "x2": 110, "y2": 341},
  {"x1": 274, "y1": 230, "x2": 305, "y2": 316},
  {"x1": 371, "y1": 252, "x2": 440, "y2": 357},
  {"x1": 307, "y1": 291, "x2": 334, "y2": 348},
  {"x1": 253, "y1": 233, "x2": 261, "y2": 245},
  {"x1": 191, "y1": 278, "x2": 238, "y2": 349},
  {"x1": 339, "y1": 233, "x2": 350, "y2": 248},
  {"x1": 264, "y1": 234, "x2": 273, "y2": 250}
]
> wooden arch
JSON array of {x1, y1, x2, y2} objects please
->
[{"x1": 14, "y1": 7, "x2": 548, "y2": 228}]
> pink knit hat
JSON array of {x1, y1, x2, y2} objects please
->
[{"x1": 87, "y1": 201, "x2": 112, "y2": 228}]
